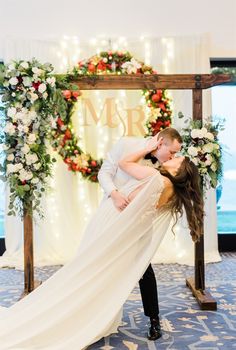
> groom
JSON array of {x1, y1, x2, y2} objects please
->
[{"x1": 98, "y1": 127, "x2": 182, "y2": 340}]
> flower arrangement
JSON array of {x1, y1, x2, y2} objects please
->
[
  {"x1": 180, "y1": 116, "x2": 224, "y2": 189},
  {"x1": 0, "y1": 59, "x2": 60, "y2": 217},
  {"x1": 74, "y1": 50, "x2": 172, "y2": 136}
]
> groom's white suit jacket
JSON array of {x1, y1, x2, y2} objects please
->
[{"x1": 98, "y1": 136, "x2": 159, "y2": 200}]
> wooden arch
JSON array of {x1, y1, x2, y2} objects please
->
[{"x1": 24, "y1": 73, "x2": 234, "y2": 310}]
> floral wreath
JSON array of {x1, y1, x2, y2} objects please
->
[
  {"x1": 53, "y1": 50, "x2": 172, "y2": 180},
  {"x1": 0, "y1": 53, "x2": 172, "y2": 216}
]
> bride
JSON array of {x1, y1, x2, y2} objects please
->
[{"x1": 0, "y1": 138, "x2": 203, "y2": 350}]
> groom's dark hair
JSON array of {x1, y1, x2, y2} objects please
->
[{"x1": 157, "y1": 127, "x2": 182, "y2": 144}]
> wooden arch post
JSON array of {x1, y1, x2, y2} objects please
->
[{"x1": 67, "y1": 73, "x2": 233, "y2": 310}]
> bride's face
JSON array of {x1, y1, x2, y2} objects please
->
[{"x1": 162, "y1": 156, "x2": 185, "y2": 176}]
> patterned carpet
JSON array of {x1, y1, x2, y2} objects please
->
[{"x1": 0, "y1": 253, "x2": 236, "y2": 350}]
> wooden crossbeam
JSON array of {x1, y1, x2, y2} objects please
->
[{"x1": 71, "y1": 74, "x2": 234, "y2": 90}]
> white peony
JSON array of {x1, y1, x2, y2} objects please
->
[
  {"x1": 28, "y1": 133, "x2": 37, "y2": 144},
  {"x1": 4, "y1": 122, "x2": 16, "y2": 135},
  {"x1": 21, "y1": 144, "x2": 30, "y2": 154},
  {"x1": 190, "y1": 129, "x2": 199, "y2": 139},
  {"x1": 7, "y1": 107, "x2": 17, "y2": 118},
  {"x1": 38, "y1": 83, "x2": 47, "y2": 94},
  {"x1": 6, "y1": 164, "x2": 17, "y2": 174},
  {"x1": 19, "y1": 169, "x2": 33, "y2": 182},
  {"x1": 29, "y1": 92, "x2": 38, "y2": 102},
  {"x1": 9, "y1": 77, "x2": 18, "y2": 86},
  {"x1": 23, "y1": 76, "x2": 32, "y2": 87},
  {"x1": 200, "y1": 127, "x2": 208, "y2": 137},
  {"x1": 206, "y1": 132, "x2": 214, "y2": 141},
  {"x1": 26, "y1": 153, "x2": 38, "y2": 165},
  {"x1": 187, "y1": 146, "x2": 198, "y2": 157},
  {"x1": 32, "y1": 67, "x2": 42, "y2": 75},
  {"x1": 7, "y1": 154, "x2": 15, "y2": 162},
  {"x1": 46, "y1": 77, "x2": 56, "y2": 87}
]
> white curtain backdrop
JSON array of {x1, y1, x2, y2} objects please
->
[{"x1": 0, "y1": 34, "x2": 221, "y2": 268}]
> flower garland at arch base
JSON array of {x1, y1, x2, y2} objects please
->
[{"x1": 0, "y1": 53, "x2": 225, "y2": 216}]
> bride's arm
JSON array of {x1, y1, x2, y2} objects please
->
[{"x1": 118, "y1": 138, "x2": 162, "y2": 180}]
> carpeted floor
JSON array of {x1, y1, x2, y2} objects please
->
[{"x1": 0, "y1": 253, "x2": 236, "y2": 350}]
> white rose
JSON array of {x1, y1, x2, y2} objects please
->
[
  {"x1": 23, "y1": 76, "x2": 32, "y2": 87},
  {"x1": 7, "y1": 154, "x2": 15, "y2": 161},
  {"x1": 34, "y1": 163, "x2": 41, "y2": 170},
  {"x1": 20, "y1": 61, "x2": 29, "y2": 69},
  {"x1": 103, "y1": 58, "x2": 108, "y2": 63},
  {"x1": 46, "y1": 77, "x2": 56, "y2": 87},
  {"x1": 4, "y1": 122, "x2": 16, "y2": 135},
  {"x1": 26, "y1": 153, "x2": 38, "y2": 165},
  {"x1": 201, "y1": 127, "x2": 208, "y2": 137},
  {"x1": 206, "y1": 132, "x2": 214, "y2": 141},
  {"x1": 19, "y1": 169, "x2": 33, "y2": 182},
  {"x1": 38, "y1": 83, "x2": 47, "y2": 94},
  {"x1": 21, "y1": 144, "x2": 30, "y2": 154},
  {"x1": 32, "y1": 67, "x2": 42, "y2": 75},
  {"x1": 7, "y1": 107, "x2": 17, "y2": 118},
  {"x1": 30, "y1": 92, "x2": 38, "y2": 102},
  {"x1": 187, "y1": 146, "x2": 198, "y2": 157},
  {"x1": 7, "y1": 164, "x2": 17, "y2": 174},
  {"x1": 190, "y1": 129, "x2": 199, "y2": 139},
  {"x1": 16, "y1": 163, "x2": 23, "y2": 171},
  {"x1": 202, "y1": 143, "x2": 214, "y2": 153},
  {"x1": 28, "y1": 133, "x2": 37, "y2": 144},
  {"x1": 9, "y1": 77, "x2": 18, "y2": 86}
]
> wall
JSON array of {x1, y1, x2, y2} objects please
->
[{"x1": 0, "y1": 0, "x2": 235, "y2": 58}]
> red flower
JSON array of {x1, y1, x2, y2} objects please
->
[
  {"x1": 64, "y1": 129, "x2": 72, "y2": 140},
  {"x1": 97, "y1": 61, "x2": 107, "y2": 71},
  {"x1": 87, "y1": 168, "x2": 92, "y2": 173},
  {"x1": 151, "y1": 94, "x2": 161, "y2": 103},
  {"x1": 62, "y1": 90, "x2": 72, "y2": 99},
  {"x1": 72, "y1": 91, "x2": 80, "y2": 99},
  {"x1": 71, "y1": 163, "x2": 77, "y2": 171},
  {"x1": 90, "y1": 160, "x2": 97, "y2": 167},
  {"x1": 91, "y1": 175, "x2": 97, "y2": 182},
  {"x1": 74, "y1": 149, "x2": 79, "y2": 154},
  {"x1": 64, "y1": 157, "x2": 72, "y2": 164},
  {"x1": 158, "y1": 102, "x2": 166, "y2": 111},
  {"x1": 57, "y1": 117, "x2": 64, "y2": 128},
  {"x1": 88, "y1": 64, "x2": 96, "y2": 73},
  {"x1": 33, "y1": 81, "x2": 40, "y2": 90}
]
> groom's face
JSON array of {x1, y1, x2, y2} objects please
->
[{"x1": 152, "y1": 137, "x2": 182, "y2": 164}]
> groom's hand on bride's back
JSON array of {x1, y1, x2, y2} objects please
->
[{"x1": 110, "y1": 190, "x2": 130, "y2": 211}]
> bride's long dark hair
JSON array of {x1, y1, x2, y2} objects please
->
[{"x1": 159, "y1": 157, "x2": 204, "y2": 242}]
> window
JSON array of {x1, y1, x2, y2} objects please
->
[{"x1": 211, "y1": 59, "x2": 236, "y2": 240}]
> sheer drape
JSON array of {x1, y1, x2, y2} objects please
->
[{"x1": 0, "y1": 34, "x2": 220, "y2": 267}]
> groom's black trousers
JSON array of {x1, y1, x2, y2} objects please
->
[{"x1": 139, "y1": 264, "x2": 159, "y2": 318}]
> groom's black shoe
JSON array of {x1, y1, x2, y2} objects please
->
[{"x1": 147, "y1": 318, "x2": 162, "y2": 340}]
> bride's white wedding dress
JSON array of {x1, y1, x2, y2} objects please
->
[{"x1": 0, "y1": 171, "x2": 172, "y2": 350}]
